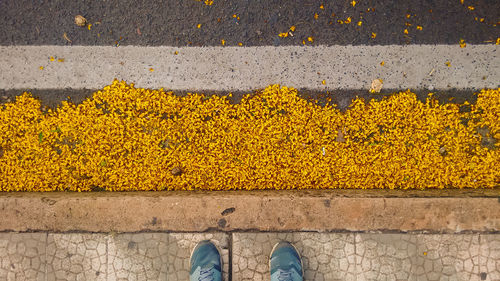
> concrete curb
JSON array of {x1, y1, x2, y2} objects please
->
[{"x1": 1, "y1": 190, "x2": 499, "y2": 233}]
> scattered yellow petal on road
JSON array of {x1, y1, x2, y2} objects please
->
[
  {"x1": 460, "y1": 39, "x2": 466, "y2": 48},
  {"x1": 371, "y1": 32, "x2": 377, "y2": 38}
]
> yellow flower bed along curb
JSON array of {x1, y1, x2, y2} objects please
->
[{"x1": 0, "y1": 81, "x2": 498, "y2": 191}]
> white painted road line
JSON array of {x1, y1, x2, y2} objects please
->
[{"x1": 0, "y1": 45, "x2": 498, "y2": 91}]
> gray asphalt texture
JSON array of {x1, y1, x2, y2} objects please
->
[{"x1": 1, "y1": 0, "x2": 499, "y2": 46}]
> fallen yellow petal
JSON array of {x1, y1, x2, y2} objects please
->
[{"x1": 460, "y1": 39, "x2": 466, "y2": 48}]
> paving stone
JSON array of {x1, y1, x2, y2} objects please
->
[
  {"x1": 479, "y1": 234, "x2": 500, "y2": 281},
  {"x1": 167, "y1": 233, "x2": 230, "y2": 281},
  {"x1": 232, "y1": 232, "x2": 356, "y2": 281},
  {"x1": 356, "y1": 233, "x2": 480, "y2": 281},
  {"x1": 46, "y1": 233, "x2": 107, "y2": 281},
  {"x1": 0, "y1": 232, "x2": 46, "y2": 281},
  {"x1": 108, "y1": 233, "x2": 168, "y2": 281}
]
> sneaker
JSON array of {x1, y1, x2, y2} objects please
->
[
  {"x1": 190, "y1": 240, "x2": 222, "y2": 281},
  {"x1": 270, "y1": 241, "x2": 303, "y2": 281}
]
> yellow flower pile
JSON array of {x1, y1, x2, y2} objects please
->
[{"x1": 0, "y1": 80, "x2": 498, "y2": 191}]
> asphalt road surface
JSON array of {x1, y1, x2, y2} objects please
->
[{"x1": 1, "y1": 0, "x2": 498, "y2": 46}]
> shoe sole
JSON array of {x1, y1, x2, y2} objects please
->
[{"x1": 269, "y1": 241, "x2": 304, "y2": 277}]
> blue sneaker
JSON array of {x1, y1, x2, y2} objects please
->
[
  {"x1": 270, "y1": 241, "x2": 303, "y2": 281},
  {"x1": 190, "y1": 240, "x2": 222, "y2": 281}
]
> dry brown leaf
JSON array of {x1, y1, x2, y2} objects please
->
[
  {"x1": 336, "y1": 129, "x2": 346, "y2": 143},
  {"x1": 370, "y1": 79, "x2": 383, "y2": 93},
  {"x1": 74, "y1": 15, "x2": 87, "y2": 27},
  {"x1": 63, "y1": 32, "x2": 72, "y2": 43}
]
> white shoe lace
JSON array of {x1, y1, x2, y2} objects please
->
[{"x1": 277, "y1": 268, "x2": 293, "y2": 281}]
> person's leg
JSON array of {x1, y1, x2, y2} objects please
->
[
  {"x1": 270, "y1": 241, "x2": 303, "y2": 281},
  {"x1": 190, "y1": 240, "x2": 222, "y2": 281}
]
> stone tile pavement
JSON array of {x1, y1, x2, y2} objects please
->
[{"x1": 0, "y1": 232, "x2": 499, "y2": 281}]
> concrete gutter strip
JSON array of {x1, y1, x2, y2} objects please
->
[
  {"x1": 0, "y1": 45, "x2": 498, "y2": 91},
  {"x1": 0, "y1": 190, "x2": 499, "y2": 233}
]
